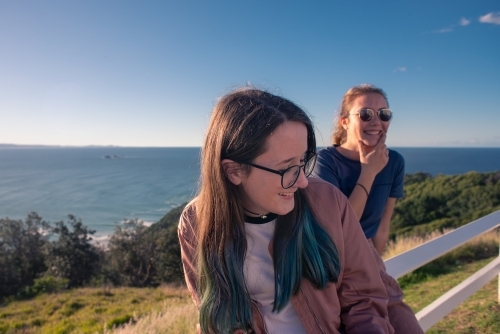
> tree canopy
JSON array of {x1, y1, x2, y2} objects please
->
[{"x1": 391, "y1": 171, "x2": 500, "y2": 238}]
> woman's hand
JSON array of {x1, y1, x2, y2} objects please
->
[
  {"x1": 347, "y1": 133, "x2": 389, "y2": 220},
  {"x1": 358, "y1": 132, "x2": 389, "y2": 178}
]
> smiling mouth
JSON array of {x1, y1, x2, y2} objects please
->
[
  {"x1": 278, "y1": 192, "x2": 294, "y2": 197},
  {"x1": 364, "y1": 130, "x2": 382, "y2": 135}
]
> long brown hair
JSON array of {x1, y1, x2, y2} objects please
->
[
  {"x1": 332, "y1": 84, "x2": 389, "y2": 145},
  {"x1": 196, "y1": 88, "x2": 339, "y2": 332},
  {"x1": 197, "y1": 87, "x2": 316, "y2": 265}
]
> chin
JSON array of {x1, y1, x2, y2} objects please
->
[
  {"x1": 362, "y1": 139, "x2": 377, "y2": 147},
  {"x1": 275, "y1": 202, "x2": 295, "y2": 216}
]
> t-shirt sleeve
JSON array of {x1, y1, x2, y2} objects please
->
[
  {"x1": 389, "y1": 152, "x2": 405, "y2": 198},
  {"x1": 311, "y1": 148, "x2": 340, "y2": 188}
]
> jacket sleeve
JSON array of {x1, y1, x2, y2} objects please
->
[
  {"x1": 336, "y1": 191, "x2": 395, "y2": 334},
  {"x1": 177, "y1": 200, "x2": 201, "y2": 308}
]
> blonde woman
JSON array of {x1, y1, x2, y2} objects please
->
[{"x1": 312, "y1": 84, "x2": 423, "y2": 333}]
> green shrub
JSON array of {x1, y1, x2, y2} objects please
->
[
  {"x1": 392, "y1": 171, "x2": 500, "y2": 238},
  {"x1": 106, "y1": 203, "x2": 187, "y2": 287},
  {"x1": 44, "y1": 216, "x2": 100, "y2": 288},
  {"x1": 0, "y1": 213, "x2": 50, "y2": 299},
  {"x1": 33, "y1": 276, "x2": 68, "y2": 294},
  {"x1": 19, "y1": 276, "x2": 69, "y2": 299}
]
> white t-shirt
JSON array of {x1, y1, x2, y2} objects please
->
[{"x1": 243, "y1": 220, "x2": 307, "y2": 333}]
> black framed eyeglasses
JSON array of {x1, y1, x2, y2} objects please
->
[
  {"x1": 239, "y1": 152, "x2": 317, "y2": 189},
  {"x1": 350, "y1": 108, "x2": 392, "y2": 122}
]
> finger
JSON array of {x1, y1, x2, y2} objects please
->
[
  {"x1": 375, "y1": 132, "x2": 387, "y2": 147},
  {"x1": 379, "y1": 132, "x2": 387, "y2": 144},
  {"x1": 357, "y1": 140, "x2": 367, "y2": 157},
  {"x1": 384, "y1": 147, "x2": 390, "y2": 160}
]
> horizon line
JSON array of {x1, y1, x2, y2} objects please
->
[{"x1": 2, "y1": 143, "x2": 500, "y2": 149}]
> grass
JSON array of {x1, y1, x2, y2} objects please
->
[
  {"x1": 0, "y1": 284, "x2": 194, "y2": 334},
  {"x1": 108, "y1": 228, "x2": 498, "y2": 333},
  {"x1": 382, "y1": 228, "x2": 499, "y2": 261},
  {"x1": 402, "y1": 257, "x2": 500, "y2": 333},
  {"x1": 102, "y1": 303, "x2": 198, "y2": 334},
  {"x1": 387, "y1": 228, "x2": 500, "y2": 333},
  {"x1": 1, "y1": 230, "x2": 498, "y2": 333},
  {"x1": 107, "y1": 256, "x2": 500, "y2": 333}
]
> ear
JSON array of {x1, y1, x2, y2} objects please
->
[
  {"x1": 221, "y1": 159, "x2": 244, "y2": 185},
  {"x1": 340, "y1": 116, "x2": 349, "y2": 130}
]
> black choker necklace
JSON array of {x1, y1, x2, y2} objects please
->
[
  {"x1": 244, "y1": 212, "x2": 278, "y2": 224},
  {"x1": 243, "y1": 208, "x2": 270, "y2": 219}
]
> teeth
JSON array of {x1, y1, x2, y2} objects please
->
[
  {"x1": 279, "y1": 192, "x2": 293, "y2": 196},
  {"x1": 365, "y1": 131, "x2": 381, "y2": 135}
]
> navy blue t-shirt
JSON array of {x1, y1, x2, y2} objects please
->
[{"x1": 311, "y1": 146, "x2": 405, "y2": 239}]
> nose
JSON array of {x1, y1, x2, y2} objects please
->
[
  {"x1": 295, "y1": 167, "x2": 309, "y2": 189},
  {"x1": 369, "y1": 112, "x2": 382, "y2": 125}
]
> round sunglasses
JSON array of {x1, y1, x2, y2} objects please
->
[{"x1": 350, "y1": 108, "x2": 392, "y2": 122}]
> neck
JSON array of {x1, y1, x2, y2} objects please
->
[
  {"x1": 243, "y1": 207, "x2": 270, "y2": 219},
  {"x1": 338, "y1": 142, "x2": 374, "y2": 160},
  {"x1": 337, "y1": 145, "x2": 360, "y2": 160}
]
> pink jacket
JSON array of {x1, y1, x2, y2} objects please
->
[{"x1": 178, "y1": 177, "x2": 394, "y2": 333}]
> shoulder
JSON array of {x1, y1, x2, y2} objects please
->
[
  {"x1": 313, "y1": 146, "x2": 342, "y2": 177},
  {"x1": 387, "y1": 149, "x2": 405, "y2": 177},
  {"x1": 388, "y1": 149, "x2": 404, "y2": 163},
  {"x1": 317, "y1": 146, "x2": 340, "y2": 160},
  {"x1": 304, "y1": 178, "x2": 349, "y2": 213},
  {"x1": 306, "y1": 176, "x2": 341, "y2": 193},
  {"x1": 316, "y1": 146, "x2": 357, "y2": 169},
  {"x1": 178, "y1": 197, "x2": 199, "y2": 239},
  {"x1": 303, "y1": 178, "x2": 354, "y2": 254}
]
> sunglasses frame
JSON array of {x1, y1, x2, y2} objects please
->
[{"x1": 350, "y1": 108, "x2": 392, "y2": 122}]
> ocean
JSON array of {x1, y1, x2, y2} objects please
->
[{"x1": 1, "y1": 147, "x2": 499, "y2": 238}]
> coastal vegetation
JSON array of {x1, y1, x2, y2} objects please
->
[
  {"x1": 0, "y1": 171, "x2": 499, "y2": 333},
  {"x1": 391, "y1": 171, "x2": 500, "y2": 237},
  {"x1": 0, "y1": 206, "x2": 186, "y2": 302}
]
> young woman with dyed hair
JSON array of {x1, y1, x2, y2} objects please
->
[
  {"x1": 178, "y1": 88, "x2": 394, "y2": 333},
  {"x1": 312, "y1": 84, "x2": 424, "y2": 333}
]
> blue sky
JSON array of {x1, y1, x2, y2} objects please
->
[{"x1": 1, "y1": 1, "x2": 499, "y2": 147}]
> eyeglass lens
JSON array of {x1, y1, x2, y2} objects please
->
[
  {"x1": 282, "y1": 154, "x2": 317, "y2": 188},
  {"x1": 359, "y1": 108, "x2": 392, "y2": 122}
]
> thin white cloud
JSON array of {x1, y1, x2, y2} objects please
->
[
  {"x1": 393, "y1": 67, "x2": 407, "y2": 73},
  {"x1": 479, "y1": 12, "x2": 500, "y2": 25},
  {"x1": 433, "y1": 27, "x2": 453, "y2": 34},
  {"x1": 427, "y1": 17, "x2": 471, "y2": 34}
]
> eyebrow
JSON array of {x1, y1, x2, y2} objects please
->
[
  {"x1": 278, "y1": 157, "x2": 295, "y2": 165},
  {"x1": 360, "y1": 107, "x2": 389, "y2": 110},
  {"x1": 276, "y1": 151, "x2": 308, "y2": 165}
]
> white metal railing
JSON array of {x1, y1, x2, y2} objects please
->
[{"x1": 383, "y1": 210, "x2": 500, "y2": 332}]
